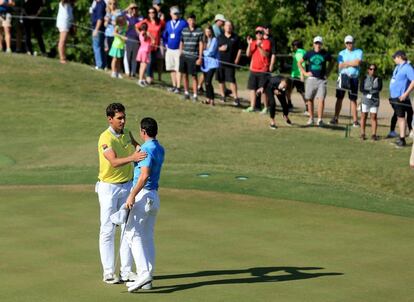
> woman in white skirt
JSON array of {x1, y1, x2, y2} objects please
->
[{"x1": 56, "y1": 0, "x2": 74, "y2": 64}]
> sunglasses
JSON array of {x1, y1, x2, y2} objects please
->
[
  {"x1": 255, "y1": 31, "x2": 264, "y2": 35},
  {"x1": 345, "y1": 42, "x2": 353, "y2": 44},
  {"x1": 368, "y1": 68, "x2": 376, "y2": 71}
]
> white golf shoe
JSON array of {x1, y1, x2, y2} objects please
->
[
  {"x1": 120, "y1": 272, "x2": 137, "y2": 283},
  {"x1": 103, "y1": 273, "x2": 120, "y2": 284},
  {"x1": 127, "y1": 276, "x2": 152, "y2": 293}
]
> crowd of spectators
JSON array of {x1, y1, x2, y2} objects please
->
[{"x1": 1, "y1": 0, "x2": 414, "y2": 149}]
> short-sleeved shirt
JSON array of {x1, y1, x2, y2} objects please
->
[
  {"x1": 338, "y1": 48, "x2": 363, "y2": 77},
  {"x1": 91, "y1": 0, "x2": 106, "y2": 29},
  {"x1": 133, "y1": 139, "x2": 165, "y2": 190},
  {"x1": 111, "y1": 25, "x2": 127, "y2": 49},
  {"x1": 98, "y1": 127, "x2": 135, "y2": 183},
  {"x1": 163, "y1": 19, "x2": 188, "y2": 50},
  {"x1": 390, "y1": 62, "x2": 414, "y2": 98},
  {"x1": 291, "y1": 48, "x2": 306, "y2": 78},
  {"x1": 125, "y1": 15, "x2": 143, "y2": 40},
  {"x1": 212, "y1": 24, "x2": 223, "y2": 38},
  {"x1": 249, "y1": 39, "x2": 271, "y2": 73},
  {"x1": 217, "y1": 33, "x2": 241, "y2": 63},
  {"x1": 104, "y1": 10, "x2": 122, "y2": 37},
  {"x1": 136, "y1": 19, "x2": 165, "y2": 51},
  {"x1": 23, "y1": 0, "x2": 44, "y2": 15},
  {"x1": 303, "y1": 49, "x2": 332, "y2": 79},
  {"x1": 181, "y1": 27, "x2": 203, "y2": 58}
]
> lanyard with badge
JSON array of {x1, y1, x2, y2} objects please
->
[
  {"x1": 169, "y1": 20, "x2": 180, "y2": 39},
  {"x1": 391, "y1": 62, "x2": 406, "y2": 84}
]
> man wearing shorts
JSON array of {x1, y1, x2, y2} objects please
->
[
  {"x1": 298, "y1": 36, "x2": 333, "y2": 126},
  {"x1": 389, "y1": 50, "x2": 414, "y2": 147},
  {"x1": 330, "y1": 35, "x2": 363, "y2": 126},
  {"x1": 217, "y1": 20, "x2": 242, "y2": 106},
  {"x1": 97, "y1": 103, "x2": 146, "y2": 284},
  {"x1": 124, "y1": 117, "x2": 165, "y2": 293},
  {"x1": 287, "y1": 40, "x2": 307, "y2": 114},
  {"x1": 163, "y1": 6, "x2": 187, "y2": 93},
  {"x1": 179, "y1": 14, "x2": 203, "y2": 101},
  {"x1": 243, "y1": 26, "x2": 271, "y2": 113},
  {"x1": 0, "y1": 0, "x2": 15, "y2": 53}
]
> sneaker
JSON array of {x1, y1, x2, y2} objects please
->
[
  {"x1": 329, "y1": 117, "x2": 338, "y2": 125},
  {"x1": 371, "y1": 135, "x2": 379, "y2": 141},
  {"x1": 317, "y1": 120, "x2": 324, "y2": 127},
  {"x1": 283, "y1": 116, "x2": 292, "y2": 126},
  {"x1": 111, "y1": 72, "x2": 117, "y2": 78},
  {"x1": 137, "y1": 80, "x2": 146, "y2": 87},
  {"x1": 120, "y1": 272, "x2": 137, "y2": 283},
  {"x1": 243, "y1": 106, "x2": 255, "y2": 113},
  {"x1": 167, "y1": 87, "x2": 176, "y2": 92},
  {"x1": 395, "y1": 138, "x2": 407, "y2": 147},
  {"x1": 225, "y1": 88, "x2": 232, "y2": 96},
  {"x1": 409, "y1": 130, "x2": 414, "y2": 138},
  {"x1": 386, "y1": 131, "x2": 398, "y2": 138},
  {"x1": 141, "y1": 282, "x2": 152, "y2": 290},
  {"x1": 173, "y1": 87, "x2": 180, "y2": 94},
  {"x1": 117, "y1": 73, "x2": 123, "y2": 79},
  {"x1": 360, "y1": 134, "x2": 366, "y2": 140},
  {"x1": 103, "y1": 273, "x2": 120, "y2": 284},
  {"x1": 353, "y1": 121, "x2": 360, "y2": 128},
  {"x1": 191, "y1": 95, "x2": 198, "y2": 102},
  {"x1": 233, "y1": 98, "x2": 241, "y2": 107},
  {"x1": 306, "y1": 118, "x2": 314, "y2": 126},
  {"x1": 6, "y1": 48, "x2": 12, "y2": 53},
  {"x1": 260, "y1": 107, "x2": 269, "y2": 115},
  {"x1": 269, "y1": 124, "x2": 277, "y2": 130},
  {"x1": 303, "y1": 111, "x2": 310, "y2": 116},
  {"x1": 127, "y1": 276, "x2": 153, "y2": 293},
  {"x1": 183, "y1": 93, "x2": 190, "y2": 100}
]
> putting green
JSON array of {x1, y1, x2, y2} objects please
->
[{"x1": 0, "y1": 185, "x2": 413, "y2": 302}]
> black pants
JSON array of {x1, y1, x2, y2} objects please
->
[
  {"x1": 105, "y1": 36, "x2": 114, "y2": 69},
  {"x1": 204, "y1": 69, "x2": 216, "y2": 100},
  {"x1": 23, "y1": 19, "x2": 46, "y2": 54},
  {"x1": 390, "y1": 101, "x2": 413, "y2": 131},
  {"x1": 266, "y1": 86, "x2": 289, "y2": 119}
]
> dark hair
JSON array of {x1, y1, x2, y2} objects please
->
[
  {"x1": 187, "y1": 14, "x2": 196, "y2": 20},
  {"x1": 368, "y1": 63, "x2": 377, "y2": 71},
  {"x1": 141, "y1": 117, "x2": 158, "y2": 137},
  {"x1": 115, "y1": 15, "x2": 126, "y2": 26},
  {"x1": 292, "y1": 40, "x2": 303, "y2": 48},
  {"x1": 139, "y1": 23, "x2": 148, "y2": 31},
  {"x1": 202, "y1": 25, "x2": 214, "y2": 46},
  {"x1": 106, "y1": 103, "x2": 125, "y2": 117},
  {"x1": 147, "y1": 6, "x2": 160, "y2": 24}
]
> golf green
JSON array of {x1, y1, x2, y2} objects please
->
[{"x1": 0, "y1": 186, "x2": 413, "y2": 302}]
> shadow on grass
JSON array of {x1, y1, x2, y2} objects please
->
[{"x1": 137, "y1": 266, "x2": 343, "y2": 294}]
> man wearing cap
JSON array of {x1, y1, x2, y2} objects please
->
[
  {"x1": 212, "y1": 14, "x2": 225, "y2": 38},
  {"x1": 152, "y1": 0, "x2": 165, "y2": 21},
  {"x1": 163, "y1": 6, "x2": 188, "y2": 94},
  {"x1": 330, "y1": 35, "x2": 363, "y2": 126},
  {"x1": 389, "y1": 50, "x2": 414, "y2": 147},
  {"x1": 298, "y1": 36, "x2": 333, "y2": 126},
  {"x1": 243, "y1": 26, "x2": 272, "y2": 113},
  {"x1": 96, "y1": 103, "x2": 147, "y2": 284},
  {"x1": 217, "y1": 20, "x2": 242, "y2": 106}
]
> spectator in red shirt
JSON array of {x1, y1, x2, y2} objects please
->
[
  {"x1": 243, "y1": 26, "x2": 271, "y2": 112},
  {"x1": 136, "y1": 7, "x2": 165, "y2": 84}
]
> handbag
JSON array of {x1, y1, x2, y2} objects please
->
[{"x1": 337, "y1": 73, "x2": 351, "y2": 90}]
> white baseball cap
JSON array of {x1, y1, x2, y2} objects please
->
[
  {"x1": 313, "y1": 36, "x2": 323, "y2": 44},
  {"x1": 170, "y1": 6, "x2": 180, "y2": 14},
  {"x1": 344, "y1": 35, "x2": 354, "y2": 43},
  {"x1": 214, "y1": 14, "x2": 226, "y2": 22}
]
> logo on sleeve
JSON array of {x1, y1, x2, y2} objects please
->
[{"x1": 102, "y1": 144, "x2": 108, "y2": 151}]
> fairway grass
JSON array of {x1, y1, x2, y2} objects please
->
[{"x1": 0, "y1": 186, "x2": 413, "y2": 302}]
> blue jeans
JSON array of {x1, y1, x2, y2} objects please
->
[{"x1": 92, "y1": 32, "x2": 106, "y2": 69}]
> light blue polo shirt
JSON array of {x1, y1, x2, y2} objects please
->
[
  {"x1": 133, "y1": 139, "x2": 165, "y2": 190},
  {"x1": 390, "y1": 62, "x2": 414, "y2": 98},
  {"x1": 337, "y1": 48, "x2": 363, "y2": 77}
]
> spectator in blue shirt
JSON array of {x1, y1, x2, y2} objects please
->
[
  {"x1": 389, "y1": 50, "x2": 414, "y2": 147},
  {"x1": 163, "y1": 6, "x2": 188, "y2": 93},
  {"x1": 91, "y1": 0, "x2": 106, "y2": 69},
  {"x1": 330, "y1": 35, "x2": 363, "y2": 126}
]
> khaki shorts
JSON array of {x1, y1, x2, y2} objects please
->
[
  {"x1": 0, "y1": 13, "x2": 12, "y2": 28},
  {"x1": 165, "y1": 48, "x2": 180, "y2": 72},
  {"x1": 305, "y1": 77, "x2": 327, "y2": 101}
]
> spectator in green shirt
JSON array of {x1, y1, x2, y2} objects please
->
[{"x1": 287, "y1": 40, "x2": 307, "y2": 115}]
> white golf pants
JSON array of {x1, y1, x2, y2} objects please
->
[
  {"x1": 96, "y1": 181, "x2": 134, "y2": 277},
  {"x1": 125, "y1": 188, "x2": 160, "y2": 280}
]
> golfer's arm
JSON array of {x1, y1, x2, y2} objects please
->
[
  {"x1": 128, "y1": 167, "x2": 150, "y2": 200},
  {"x1": 104, "y1": 149, "x2": 135, "y2": 168}
]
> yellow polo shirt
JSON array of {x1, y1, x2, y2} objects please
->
[{"x1": 98, "y1": 127, "x2": 135, "y2": 183}]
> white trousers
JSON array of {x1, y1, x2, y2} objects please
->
[
  {"x1": 96, "y1": 181, "x2": 134, "y2": 277},
  {"x1": 125, "y1": 188, "x2": 160, "y2": 280}
]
